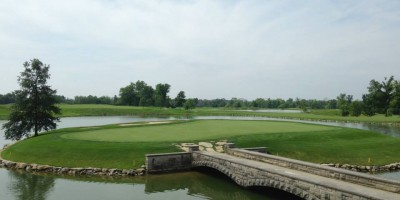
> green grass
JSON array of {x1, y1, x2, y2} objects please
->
[
  {"x1": 1, "y1": 104, "x2": 399, "y2": 123},
  {"x1": 2, "y1": 120, "x2": 400, "y2": 169},
  {"x1": 0, "y1": 104, "x2": 11, "y2": 119},
  {"x1": 62, "y1": 120, "x2": 336, "y2": 142}
]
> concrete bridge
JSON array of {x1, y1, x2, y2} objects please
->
[{"x1": 147, "y1": 147, "x2": 400, "y2": 200}]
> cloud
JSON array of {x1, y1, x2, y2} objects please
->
[{"x1": 0, "y1": 0, "x2": 399, "y2": 99}]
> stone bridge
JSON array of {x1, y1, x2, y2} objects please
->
[
  {"x1": 191, "y1": 149, "x2": 400, "y2": 200},
  {"x1": 147, "y1": 148, "x2": 400, "y2": 200}
]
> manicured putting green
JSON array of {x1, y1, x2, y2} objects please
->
[{"x1": 61, "y1": 120, "x2": 338, "y2": 142}]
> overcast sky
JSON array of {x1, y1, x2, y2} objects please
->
[{"x1": 0, "y1": 0, "x2": 399, "y2": 100}]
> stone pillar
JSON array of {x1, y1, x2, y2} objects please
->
[
  {"x1": 224, "y1": 143, "x2": 235, "y2": 150},
  {"x1": 186, "y1": 145, "x2": 199, "y2": 152}
]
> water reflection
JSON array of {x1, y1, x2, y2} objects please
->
[
  {"x1": 8, "y1": 170, "x2": 55, "y2": 200},
  {"x1": 1, "y1": 169, "x2": 298, "y2": 200},
  {"x1": 237, "y1": 109, "x2": 302, "y2": 113},
  {"x1": 145, "y1": 169, "x2": 301, "y2": 200}
]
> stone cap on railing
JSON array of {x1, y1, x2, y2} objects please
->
[{"x1": 241, "y1": 147, "x2": 268, "y2": 153}]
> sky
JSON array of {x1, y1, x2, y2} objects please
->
[{"x1": 0, "y1": 0, "x2": 399, "y2": 100}]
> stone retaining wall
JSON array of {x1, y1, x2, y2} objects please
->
[
  {"x1": 226, "y1": 148, "x2": 400, "y2": 194},
  {"x1": 0, "y1": 155, "x2": 145, "y2": 176},
  {"x1": 321, "y1": 162, "x2": 400, "y2": 173}
]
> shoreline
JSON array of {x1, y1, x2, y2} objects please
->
[
  {"x1": 1, "y1": 148, "x2": 399, "y2": 177},
  {"x1": 2, "y1": 111, "x2": 400, "y2": 126},
  {"x1": 0, "y1": 149, "x2": 146, "y2": 177}
]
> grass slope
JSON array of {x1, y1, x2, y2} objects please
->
[{"x1": 2, "y1": 120, "x2": 400, "y2": 169}]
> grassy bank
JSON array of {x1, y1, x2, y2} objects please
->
[
  {"x1": 1, "y1": 104, "x2": 399, "y2": 123},
  {"x1": 2, "y1": 120, "x2": 400, "y2": 169}
]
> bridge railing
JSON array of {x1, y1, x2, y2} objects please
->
[{"x1": 226, "y1": 148, "x2": 400, "y2": 194}]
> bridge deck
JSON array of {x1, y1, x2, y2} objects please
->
[{"x1": 198, "y1": 151, "x2": 400, "y2": 200}]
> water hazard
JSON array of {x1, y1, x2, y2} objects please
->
[{"x1": 0, "y1": 116, "x2": 399, "y2": 200}]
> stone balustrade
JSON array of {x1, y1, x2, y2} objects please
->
[
  {"x1": 226, "y1": 148, "x2": 400, "y2": 194},
  {"x1": 192, "y1": 151, "x2": 400, "y2": 200}
]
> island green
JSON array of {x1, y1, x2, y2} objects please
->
[{"x1": 2, "y1": 120, "x2": 400, "y2": 169}]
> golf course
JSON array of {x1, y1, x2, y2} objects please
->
[{"x1": 2, "y1": 119, "x2": 400, "y2": 169}]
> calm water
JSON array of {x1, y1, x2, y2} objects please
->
[
  {"x1": 238, "y1": 109, "x2": 302, "y2": 113},
  {"x1": 0, "y1": 169, "x2": 298, "y2": 200},
  {"x1": 1, "y1": 116, "x2": 400, "y2": 200}
]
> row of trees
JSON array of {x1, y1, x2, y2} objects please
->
[
  {"x1": 196, "y1": 98, "x2": 337, "y2": 110},
  {"x1": 0, "y1": 82, "x2": 194, "y2": 109},
  {"x1": 117, "y1": 81, "x2": 195, "y2": 109},
  {"x1": 0, "y1": 92, "x2": 16, "y2": 104},
  {"x1": 337, "y1": 76, "x2": 400, "y2": 117}
]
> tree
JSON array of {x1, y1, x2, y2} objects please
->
[
  {"x1": 362, "y1": 94, "x2": 375, "y2": 116},
  {"x1": 350, "y1": 100, "x2": 363, "y2": 117},
  {"x1": 363, "y1": 76, "x2": 397, "y2": 116},
  {"x1": 184, "y1": 98, "x2": 197, "y2": 110},
  {"x1": 154, "y1": 83, "x2": 170, "y2": 107},
  {"x1": 2, "y1": 59, "x2": 61, "y2": 140},
  {"x1": 119, "y1": 82, "x2": 139, "y2": 106},
  {"x1": 337, "y1": 93, "x2": 352, "y2": 116},
  {"x1": 174, "y1": 91, "x2": 186, "y2": 107},
  {"x1": 391, "y1": 80, "x2": 400, "y2": 115},
  {"x1": 135, "y1": 80, "x2": 154, "y2": 106},
  {"x1": 9, "y1": 170, "x2": 55, "y2": 200}
]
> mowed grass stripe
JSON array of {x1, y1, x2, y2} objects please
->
[{"x1": 61, "y1": 120, "x2": 338, "y2": 142}]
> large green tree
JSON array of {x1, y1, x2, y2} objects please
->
[
  {"x1": 174, "y1": 91, "x2": 186, "y2": 107},
  {"x1": 337, "y1": 93, "x2": 353, "y2": 116},
  {"x1": 154, "y1": 83, "x2": 170, "y2": 107},
  {"x1": 363, "y1": 76, "x2": 397, "y2": 116},
  {"x1": 184, "y1": 98, "x2": 197, "y2": 110},
  {"x1": 135, "y1": 80, "x2": 154, "y2": 106},
  {"x1": 2, "y1": 59, "x2": 61, "y2": 140},
  {"x1": 118, "y1": 82, "x2": 139, "y2": 106}
]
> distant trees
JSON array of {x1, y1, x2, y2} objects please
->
[
  {"x1": 337, "y1": 93, "x2": 353, "y2": 116},
  {"x1": 119, "y1": 82, "x2": 138, "y2": 106},
  {"x1": 2, "y1": 73, "x2": 398, "y2": 117},
  {"x1": 115, "y1": 81, "x2": 175, "y2": 108},
  {"x1": 0, "y1": 92, "x2": 16, "y2": 104},
  {"x1": 154, "y1": 83, "x2": 171, "y2": 107},
  {"x1": 2, "y1": 59, "x2": 61, "y2": 140},
  {"x1": 363, "y1": 76, "x2": 398, "y2": 116},
  {"x1": 136, "y1": 81, "x2": 154, "y2": 106},
  {"x1": 184, "y1": 98, "x2": 197, "y2": 110},
  {"x1": 174, "y1": 91, "x2": 186, "y2": 107},
  {"x1": 336, "y1": 76, "x2": 400, "y2": 117},
  {"x1": 74, "y1": 95, "x2": 113, "y2": 104}
]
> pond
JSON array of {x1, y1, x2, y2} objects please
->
[{"x1": 0, "y1": 116, "x2": 399, "y2": 200}]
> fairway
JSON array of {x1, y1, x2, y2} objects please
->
[{"x1": 61, "y1": 120, "x2": 338, "y2": 142}]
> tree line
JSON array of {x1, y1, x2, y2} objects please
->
[
  {"x1": 1, "y1": 74, "x2": 399, "y2": 117},
  {"x1": 337, "y1": 76, "x2": 400, "y2": 117},
  {"x1": 196, "y1": 98, "x2": 337, "y2": 111}
]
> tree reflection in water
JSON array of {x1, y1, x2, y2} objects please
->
[{"x1": 8, "y1": 170, "x2": 55, "y2": 200}]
